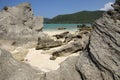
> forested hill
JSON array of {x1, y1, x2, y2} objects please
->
[{"x1": 44, "y1": 11, "x2": 104, "y2": 24}]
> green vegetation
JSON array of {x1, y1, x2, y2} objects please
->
[{"x1": 44, "y1": 11, "x2": 104, "y2": 24}]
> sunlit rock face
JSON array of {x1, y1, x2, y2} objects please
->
[
  {"x1": 0, "y1": 3, "x2": 43, "y2": 41},
  {"x1": 76, "y1": 0, "x2": 120, "y2": 80},
  {"x1": 45, "y1": 0, "x2": 120, "y2": 80},
  {"x1": 0, "y1": 0, "x2": 120, "y2": 80}
]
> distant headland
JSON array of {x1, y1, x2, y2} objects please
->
[{"x1": 44, "y1": 10, "x2": 104, "y2": 24}]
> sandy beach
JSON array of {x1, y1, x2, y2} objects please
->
[
  {"x1": 43, "y1": 29, "x2": 77, "y2": 36},
  {"x1": 24, "y1": 48, "x2": 79, "y2": 72},
  {"x1": 9, "y1": 29, "x2": 80, "y2": 72},
  {"x1": 23, "y1": 29, "x2": 81, "y2": 72}
]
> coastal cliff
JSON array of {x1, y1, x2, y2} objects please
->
[{"x1": 0, "y1": 0, "x2": 120, "y2": 80}]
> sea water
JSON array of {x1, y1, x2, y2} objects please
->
[{"x1": 43, "y1": 24, "x2": 91, "y2": 31}]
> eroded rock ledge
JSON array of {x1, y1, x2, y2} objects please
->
[{"x1": 0, "y1": 0, "x2": 120, "y2": 80}]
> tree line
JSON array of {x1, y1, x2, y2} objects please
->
[{"x1": 44, "y1": 11, "x2": 104, "y2": 24}]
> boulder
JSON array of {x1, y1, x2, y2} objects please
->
[
  {"x1": 63, "y1": 33, "x2": 75, "y2": 43},
  {"x1": 46, "y1": 56, "x2": 81, "y2": 80},
  {"x1": 36, "y1": 36, "x2": 62, "y2": 50},
  {"x1": 11, "y1": 47, "x2": 29, "y2": 61},
  {"x1": 57, "y1": 27, "x2": 66, "y2": 30},
  {"x1": 0, "y1": 48, "x2": 45, "y2": 80},
  {"x1": 49, "y1": 30, "x2": 91, "y2": 60},
  {"x1": 0, "y1": 2, "x2": 43, "y2": 43},
  {"x1": 50, "y1": 31, "x2": 90, "y2": 60},
  {"x1": 53, "y1": 31, "x2": 70, "y2": 39},
  {"x1": 50, "y1": 40, "x2": 83, "y2": 60}
]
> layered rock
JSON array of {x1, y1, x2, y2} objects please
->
[
  {"x1": 53, "y1": 31, "x2": 70, "y2": 39},
  {"x1": 76, "y1": 1, "x2": 120, "y2": 79},
  {"x1": 0, "y1": 3, "x2": 43, "y2": 42},
  {"x1": 50, "y1": 31, "x2": 90, "y2": 60},
  {"x1": 36, "y1": 36, "x2": 62, "y2": 50},
  {"x1": 0, "y1": 0, "x2": 120, "y2": 80},
  {"x1": 45, "y1": 0, "x2": 120, "y2": 79}
]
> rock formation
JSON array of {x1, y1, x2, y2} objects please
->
[
  {"x1": 0, "y1": 0, "x2": 120, "y2": 80},
  {"x1": 0, "y1": 3, "x2": 43, "y2": 43},
  {"x1": 36, "y1": 36, "x2": 62, "y2": 50},
  {"x1": 44, "y1": 0, "x2": 120, "y2": 79},
  {"x1": 46, "y1": 0, "x2": 120, "y2": 79},
  {"x1": 53, "y1": 31, "x2": 70, "y2": 39},
  {"x1": 0, "y1": 48, "x2": 45, "y2": 80},
  {"x1": 50, "y1": 31, "x2": 90, "y2": 60}
]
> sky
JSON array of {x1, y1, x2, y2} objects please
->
[{"x1": 0, "y1": 0, "x2": 115, "y2": 18}]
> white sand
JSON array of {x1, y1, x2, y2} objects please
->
[
  {"x1": 25, "y1": 48, "x2": 79, "y2": 72},
  {"x1": 44, "y1": 30, "x2": 76, "y2": 36},
  {"x1": 24, "y1": 30, "x2": 79, "y2": 72}
]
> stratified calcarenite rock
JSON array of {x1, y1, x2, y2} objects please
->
[
  {"x1": 0, "y1": 0, "x2": 120, "y2": 80},
  {"x1": 0, "y1": 3, "x2": 43, "y2": 42},
  {"x1": 45, "y1": 0, "x2": 120, "y2": 80},
  {"x1": 36, "y1": 36, "x2": 62, "y2": 50}
]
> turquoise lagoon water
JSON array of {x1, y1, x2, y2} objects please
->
[{"x1": 43, "y1": 24, "x2": 91, "y2": 31}]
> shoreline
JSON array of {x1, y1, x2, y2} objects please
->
[{"x1": 43, "y1": 29, "x2": 77, "y2": 36}]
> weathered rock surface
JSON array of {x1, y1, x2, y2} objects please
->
[
  {"x1": 53, "y1": 31, "x2": 70, "y2": 39},
  {"x1": 46, "y1": 0, "x2": 120, "y2": 79},
  {"x1": 75, "y1": 0, "x2": 120, "y2": 79},
  {"x1": 49, "y1": 40, "x2": 83, "y2": 60},
  {"x1": 0, "y1": 3, "x2": 43, "y2": 42},
  {"x1": 11, "y1": 47, "x2": 29, "y2": 61},
  {"x1": 36, "y1": 36, "x2": 62, "y2": 50},
  {"x1": 49, "y1": 31, "x2": 90, "y2": 60},
  {"x1": 0, "y1": 0, "x2": 120, "y2": 80},
  {"x1": 0, "y1": 48, "x2": 45, "y2": 80},
  {"x1": 0, "y1": 2, "x2": 49, "y2": 54},
  {"x1": 46, "y1": 56, "x2": 81, "y2": 80}
]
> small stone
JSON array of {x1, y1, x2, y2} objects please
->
[{"x1": 49, "y1": 56, "x2": 56, "y2": 60}]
